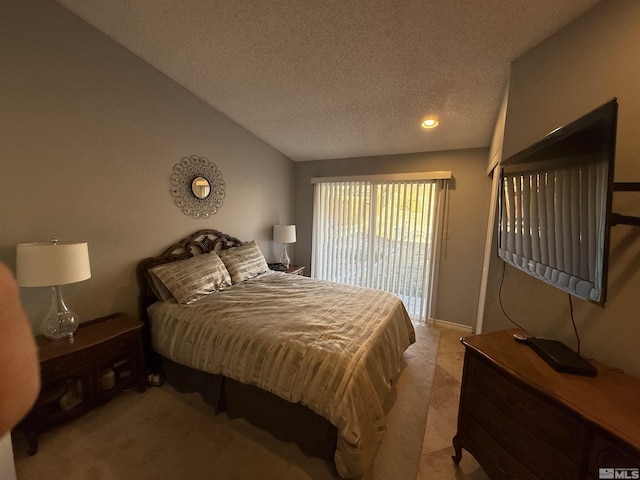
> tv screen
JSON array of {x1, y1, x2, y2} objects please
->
[{"x1": 498, "y1": 99, "x2": 617, "y2": 304}]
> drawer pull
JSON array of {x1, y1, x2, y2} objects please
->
[
  {"x1": 497, "y1": 423, "x2": 512, "y2": 444},
  {"x1": 493, "y1": 454, "x2": 512, "y2": 477}
]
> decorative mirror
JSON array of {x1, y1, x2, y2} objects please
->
[
  {"x1": 191, "y1": 177, "x2": 211, "y2": 199},
  {"x1": 170, "y1": 155, "x2": 225, "y2": 219}
]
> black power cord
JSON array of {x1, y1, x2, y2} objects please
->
[
  {"x1": 497, "y1": 262, "x2": 526, "y2": 331},
  {"x1": 567, "y1": 294, "x2": 582, "y2": 354},
  {"x1": 498, "y1": 262, "x2": 584, "y2": 355}
]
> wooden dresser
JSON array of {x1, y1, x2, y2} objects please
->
[{"x1": 453, "y1": 329, "x2": 640, "y2": 480}]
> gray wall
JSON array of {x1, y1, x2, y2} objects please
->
[
  {"x1": 294, "y1": 148, "x2": 492, "y2": 328},
  {"x1": 1, "y1": 0, "x2": 293, "y2": 331},
  {"x1": 483, "y1": 0, "x2": 640, "y2": 377}
]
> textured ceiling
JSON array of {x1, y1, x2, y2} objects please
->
[{"x1": 56, "y1": 0, "x2": 600, "y2": 161}]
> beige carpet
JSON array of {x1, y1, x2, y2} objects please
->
[{"x1": 13, "y1": 325, "x2": 440, "y2": 480}]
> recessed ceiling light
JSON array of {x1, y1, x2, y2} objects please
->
[{"x1": 421, "y1": 118, "x2": 439, "y2": 129}]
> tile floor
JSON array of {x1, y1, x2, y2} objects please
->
[{"x1": 417, "y1": 326, "x2": 490, "y2": 479}]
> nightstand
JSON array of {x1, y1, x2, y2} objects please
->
[
  {"x1": 21, "y1": 312, "x2": 145, "y2": 455},
  {"x1": 285, "y1": 265, "x2": 305, "y2": 275}
]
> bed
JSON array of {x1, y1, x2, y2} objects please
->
[{"x1": 136, "y1": 229, "x2": 415, "y2": 478}]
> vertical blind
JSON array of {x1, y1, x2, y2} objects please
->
[
  {"x1": 499, "y1": 160, "x2": 608, "y2": 300},
  {"x1": 312, "y1": 174, "x2": 449, "y2": 324}
]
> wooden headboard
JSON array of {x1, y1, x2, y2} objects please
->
[
  {"x1": 136, "y1": 229, "x2": 244, "y2": 324},
  {"x1": 136, "y1": 229, "x2": 244, "y2": 372}
]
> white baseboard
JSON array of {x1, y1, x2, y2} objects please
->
[{"x1": 429, "y1": 318, "x2": 473, "y2": 333}]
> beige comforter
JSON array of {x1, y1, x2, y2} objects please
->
[{"x1": 149, "y1": 272, "x2": 415, "y2": 478}]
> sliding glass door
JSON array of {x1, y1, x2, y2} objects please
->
[{"x1": 312, "y1": 174, "x2": 449, "y2": 324}]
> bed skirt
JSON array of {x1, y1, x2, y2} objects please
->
[{"x1": 161, "y1": 356, "x2": 339, "y2": 462}]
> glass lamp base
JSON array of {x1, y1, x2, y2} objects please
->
[
  {"x1": 41, "y1": 285, "x2": 79, "y2": 340},
  {"x1": 281, "y1": 244, "x2": 290, "y2": 269}
]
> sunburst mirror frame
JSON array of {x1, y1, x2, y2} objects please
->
[{"x1": 170, "y1": 155, "x2": 225, "y2": 219}]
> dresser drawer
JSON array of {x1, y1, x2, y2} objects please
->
[
  {"x1": 463, "y1": 382, "x2": 581, "y2": 480},
  {"x1": 586, "y1": 431, "x2": 640, "y2": 478},
  {"x1": 465, "y1": 353, "x2": 588, "y2": 459},
  {"x1": 460, "y1": 416, "x2": 541, "y2": 480}
]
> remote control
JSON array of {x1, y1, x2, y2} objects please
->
[{"x1": 513, "y1": 333, "x2": 530, "y2": 343}]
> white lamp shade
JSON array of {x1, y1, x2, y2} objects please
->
[
  {"x1": 273, "y1": 225, "x2": 296, "y2": 244},
  {"x1": 16, "y1": 241, "x2": 91, "y2": 287}
]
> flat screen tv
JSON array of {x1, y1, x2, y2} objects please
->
[{"x1": 498, "y1": 98, "x2": 617, "y2": 304}]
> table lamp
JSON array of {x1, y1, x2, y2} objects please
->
[
  {"x1": 16, "y1": 240, "x2": 91, "y2": 340},
  {"x1": 273, "y1": 225, "x2": 296, "y2": 269}
]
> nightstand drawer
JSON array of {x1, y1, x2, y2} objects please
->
[
  {"x1": 92, "y1": 330, "x2": 138, "y2": 358},
  {"x1": 39, "y1": 331, "x2": 138, "y2": 376},
  {"x1": 40, "y1": 351, "x2": 94, "y2": 376}
]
